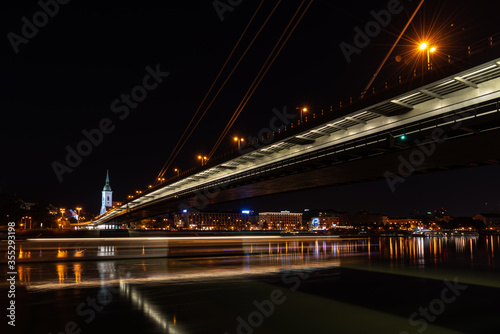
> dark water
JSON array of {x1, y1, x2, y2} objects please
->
[{"x1": 2, "y1": 236, "x2": 500, "y2": 334}]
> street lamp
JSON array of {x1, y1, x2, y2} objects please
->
[
  {"x1": 296, "y1": 107, "x2": 308, "y2": 121},
  {"x1": 60, "y1": 209, "x2": 65, "y2": 228},
  {"x1": 198, "y1": 155, "x2": 208, "y2": 166},
  {"x1": 233, "y1": 137, "x2": 244, "y2": 149},
  {"x1": 419, "y1": 42, "x2": 436, "y2": 71},
  {"x1": 174, "y1": 168, "x2": 180, "y2": 176},
  {"x1": 76, "y1": 207, "x2": 82, "y2": 221}
]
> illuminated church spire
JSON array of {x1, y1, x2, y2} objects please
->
[{"x1": 100, "y1": 170, "x2": 113, "y2": 215}]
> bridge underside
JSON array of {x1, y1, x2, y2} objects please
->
[{"x1": 109, "y1": 125, "x2": 500, "y2": 225}]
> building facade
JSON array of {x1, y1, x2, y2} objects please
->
[
  {"x1": 258, "y1": 211, "x2": 303, "y2": 230},
  {"x1": 174, "y1": 211, "x2": 251, "y2": 230},
  {"x1": 473, "y1": 214, "x2": 500, "y2": 226},
  {"x1": 310, "y1": 216, "x2": 340, "y2": 230}
]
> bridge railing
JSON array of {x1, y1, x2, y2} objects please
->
[{"x1": 167, "y1": 97, "x2": 500, "y2": 202}]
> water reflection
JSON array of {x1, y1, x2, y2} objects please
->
[
  {"x1": 57, "y1": 248, "x2": 68, "y2": 258},
  {"x1": 98, "y1": 246, "x2": 116, "y2": 257},
  {"x1": 120, "y1": 283, "x2": 184, "y2": 334},
  {"x1": 18, "y1": 245, "x2": 31, "y2": 259},
  {"x1": 18, "y1": 265, "x2": 31, "y2": 283},
  {"x1": 379, "y1": 236, "x2": 492, "y2": 266},
  {"x1": 57, "y1": 263, "x2": 68, "y2": 284},
  {"x1": 13, "y1": 236, "x2": 500, "y2": 290},
  {"x1": 73, "y1": 263, "x2": 82, "y2": 284}
]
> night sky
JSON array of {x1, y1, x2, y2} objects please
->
[{"x1": 1, "y1": 0, "x2": 500, "y2": 217}]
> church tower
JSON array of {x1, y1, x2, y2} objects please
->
[{"x1": 100, "y1": 170, "x2": 113, "y2": 215}]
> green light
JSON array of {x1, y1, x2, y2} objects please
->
[{"x1": 401, "y1": 135, "x2": 406, "y2": 140}]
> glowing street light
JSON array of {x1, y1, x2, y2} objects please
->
[
  {"x1": 233, "y1": 137, "x2": 244, "y2": 149},
  {"x1": 299, "y1": 107, "x2": 308, "y2": 120},
  {"x1": 174, "y1": 168, "x2": 180, "y2": 176},
  {"x1": 76, "y1": 207, "x2": 82, "y2": 221},
  {"x1": 419, "y1": 42, "x2": 437, "y2": 70},
  {"x1": 198, "y1": 155, "x2": 208, "y2": 166}
]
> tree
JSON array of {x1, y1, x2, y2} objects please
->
[{"x1": 0, "y1": 194, "x2": 24, "y2": 226}]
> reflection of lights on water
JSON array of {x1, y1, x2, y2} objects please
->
[
  {"x1": 120, "y1": 283, "x2": 185, "y2": 334},
  {"x1": 98, "y1": 246, "x2": 116, "y2": 257},
  {"x1": 382, "y1": 236, "x2": 486, "y2": 262},
  {"x1": 57, "y1": 248, "x2": 68, "y2": 258},
  {"x1": 27, "y1": 259, "x2": 340, "y2": 292},
  {"x1": 97, "y1": 262, "x2": 117, "y2": 281},
  {"x1": 491, "y1": 236, "x2": 495, "y2": 258},
  {"x1": 74, "y1": 249, "x2": 86, "y2": 257},
  {"x1": 19, "y1": 245, "x2": 31, "y2": 259},
  {"x1": 74, "y1": 263, "x2": 82, "y2": 284},
  {"x1": 18, "y1": 266, "x2": 31, "y2": 283},
  {"x1": 57, "y1": 264, "x2": 67, "y2": 284}
]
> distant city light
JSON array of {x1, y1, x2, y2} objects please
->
[
  {"x1": 182, "y1": 209, "x2": 187, "y2": 213},
  {"x1": 241, "y1": 210, "x2": 250, "y2": 214}
]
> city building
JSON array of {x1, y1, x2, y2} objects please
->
[
  {"x1": 18, "y1": 199, "x2": 36, "y2": 211},
  {"x1": 100, "y1": 170, "x2": 113, "y2": 215},
  {"x1": 174, "y1": 211, "x2": 252, "y2": 230},
  {"x1": 386, "y1": 217, "x2": 423, "y2": 229},
  {"x1": 258, "y1": 211, "x2": 303, "y2": 230},
  {"x1": 473, "y1": 213, "x2": 500, "y2": 226},
  {"x1": 338, "y1": 210, "x2": 387, "y2": 226},
  {"x1": 47, "y1": 204, "x2": 59, "y2": 215},
  {"x1": 309, "y1": 216, "x2": 340, "y2": 230}
]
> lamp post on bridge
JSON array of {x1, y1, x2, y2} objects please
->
[
  {"x1": 76, "y1": 207, "x2": 82, "y2": 221},
  {"x1": 296, "y1": 107, "x2": 308, "y2": 122},
  {"x1": 419, "y1": 42, "x2": 436, "y2": 71},
  {"x1": 233, "y1": 137, "x2": 244, "y2": 150},
  {"x1": 198, "y1": 155, "x2": 208, "y2": 166}
]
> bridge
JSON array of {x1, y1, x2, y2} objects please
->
[{"x1": 92, "y1": 48, "x2": 500, "y2": 227}]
